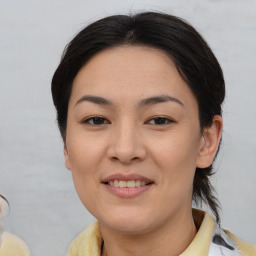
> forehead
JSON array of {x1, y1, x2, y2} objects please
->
[
  {"x1": 74, "y1": 45, "x2": 177, "y2": 87},
  {"x1": 70, "y1": 45, "x2": 197, "y2": 110}
]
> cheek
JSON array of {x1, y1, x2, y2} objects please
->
[
  {"x1": 67, "y1": 129, "x2": 106, "y2": 169},
  {"x1": 66, "y1": 131, "x2": 106, "y2": 201},
  {"x1": 150, "y1": 131, "x2": 200, "y2": 195},
  {"x1": 151, "y1": 131, "x2": 200, "y2": 171},
  {"x1": 69, "y1": 151, "x2": 101, "y2": 217}
]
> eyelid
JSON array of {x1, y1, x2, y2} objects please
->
[
  {"x1": 145, "y1": 116, "x2": 175, "y2": 125},
  {"x1": 80, "y1": 115, "x2": 175, "y2": 126},
  {"x1": 81, "y1": 116, "x2": 110, "y2": 125}
]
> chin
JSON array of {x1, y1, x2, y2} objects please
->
[
  {"x1": 96, "y1": 208, "x2": 157, "y2": 235},
  {"x1": 105, "y1": 220, "x2": 151, "y2": 235}
]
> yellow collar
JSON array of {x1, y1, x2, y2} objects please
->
[
  {"x1": 180, "y1": 209, "x2": 214, "y2": 256},
  {"x1": 66, "y1": 209, "x2": 215, "y2": 256}
]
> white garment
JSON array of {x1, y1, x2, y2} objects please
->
[{"x1": 209, "y1": 223, "x2": 242, "y2": 256}]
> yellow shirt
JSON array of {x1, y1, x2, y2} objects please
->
[
  {"x1": 0, "y1": 232, "x2": 30, "y2": 256},
  {"x1": 66, "y1": 210, "x2": 256, "y2": 256}
]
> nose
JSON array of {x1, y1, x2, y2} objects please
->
[{"x1": 106, "y1": 121, "x2": 147, "y2": 165}]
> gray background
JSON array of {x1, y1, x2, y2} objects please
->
[{"x1": 0, "y1": 0, "x2": 255, "y2": 255}]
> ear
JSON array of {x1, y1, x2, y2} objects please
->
[
  {"x1": 196, "y1": 115, "x2": 223, "y2": 168},
  {"x1": 64, "y1": 144, "x2": 72, "y2": 170}
]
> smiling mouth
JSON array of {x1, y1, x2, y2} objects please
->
[{"x1": 104, "y1": 180, "x2": 153, "y2": 188}]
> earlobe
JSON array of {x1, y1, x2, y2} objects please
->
[
  {"x1": 64, "y1": 145, "x2": 72, "y2": 170},
  {"x1": 196, "y1": 115, "x2": 223, "y2": 168}
]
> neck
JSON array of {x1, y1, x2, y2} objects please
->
[{"x1": 100, "y1": 210, "x2": 197, "y2": 256}]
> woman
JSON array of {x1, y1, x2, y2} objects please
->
[
  {"x1": 0, "y1": 195, "x2": 30, "y2": 256},
  {"x1": 51, "y1": 12, "x2": 256, "y2": 256}
]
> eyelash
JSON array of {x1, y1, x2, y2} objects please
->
[
  {"x1": 147, "y1": 117, "x2": 174, "y2": 125},
  {"x1": 81, "y1": 116, "x2": 174, "y2": 126},
  {"x1": 82, "y1": 116, "x2": 110, "y2": 125}
]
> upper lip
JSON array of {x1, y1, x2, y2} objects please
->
[{"x1": 102, "y1": 173, "x2": 154, "y2": 183}]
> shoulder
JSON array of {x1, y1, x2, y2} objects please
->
[
  {"x1": 0, "y1": 232, "x2": 30, "y2": 256},
  {"x1": 192, "y1": 209, "x2": 256, "y2": 256},
  {"x1": 209, "y1": 222, "x2": 256, "y2": 256},
  {"x1": 66, "y1": 221, "x2": 102, "y2": 256},
  {"x1": 225, "y1": 230, "x2": 256, "y2": 256}
]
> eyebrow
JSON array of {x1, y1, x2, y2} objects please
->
[
  {"x1": 137, "y1": 95, "x2": 184, "y2": 108},
  {"x1": 75, "y1": 95, "x2": 113, "y2": 107},
  {"x1": 75, "y1": 94, "x2": 184, "y2": 108}
]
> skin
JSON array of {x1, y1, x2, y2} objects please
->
[{"x1": 64, "y1": 46, "x2": 222, "y2": 256}]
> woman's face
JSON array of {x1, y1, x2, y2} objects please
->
[{"x1": 65, "y1": 46, "x2": 206, "y2": 234}]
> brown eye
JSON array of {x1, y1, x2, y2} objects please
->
[
  {"x1": 147, "y1": 117, "x2": 173, "y2": 125},
  {"x1": 82, "y1": 116, "x2": 109, "y2": 125}
]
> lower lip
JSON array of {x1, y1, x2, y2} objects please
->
[{"x1": 103, "y1": 183, "x2": 153, "y2": 198}]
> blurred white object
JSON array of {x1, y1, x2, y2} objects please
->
[
  {"x1": 0, "y1": 195, "x2": 9, "y2": 245},
  {"x1": 0, "y1": 196, "x2": 9, "y2": 220}
]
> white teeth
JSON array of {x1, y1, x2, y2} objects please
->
[
  {"x1": 135, "y1": 180, "x2": 141, "y2": 187},
  {"x1": 108, "y1": 180, "x2": 150, "y2": 188},
  {"x1": 114, "y1": 180, "x2": 119, "y2": 187},
  {"x1": 119, "y1": 181, "x2": 126, "y2": 188},
  {"x1": 127, "y1": 180, "x2": 135, "y2": 188}
]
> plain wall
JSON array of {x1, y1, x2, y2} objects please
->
[{"x1": 0, "y1": 0, "x2": 255, "y2": 255}]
